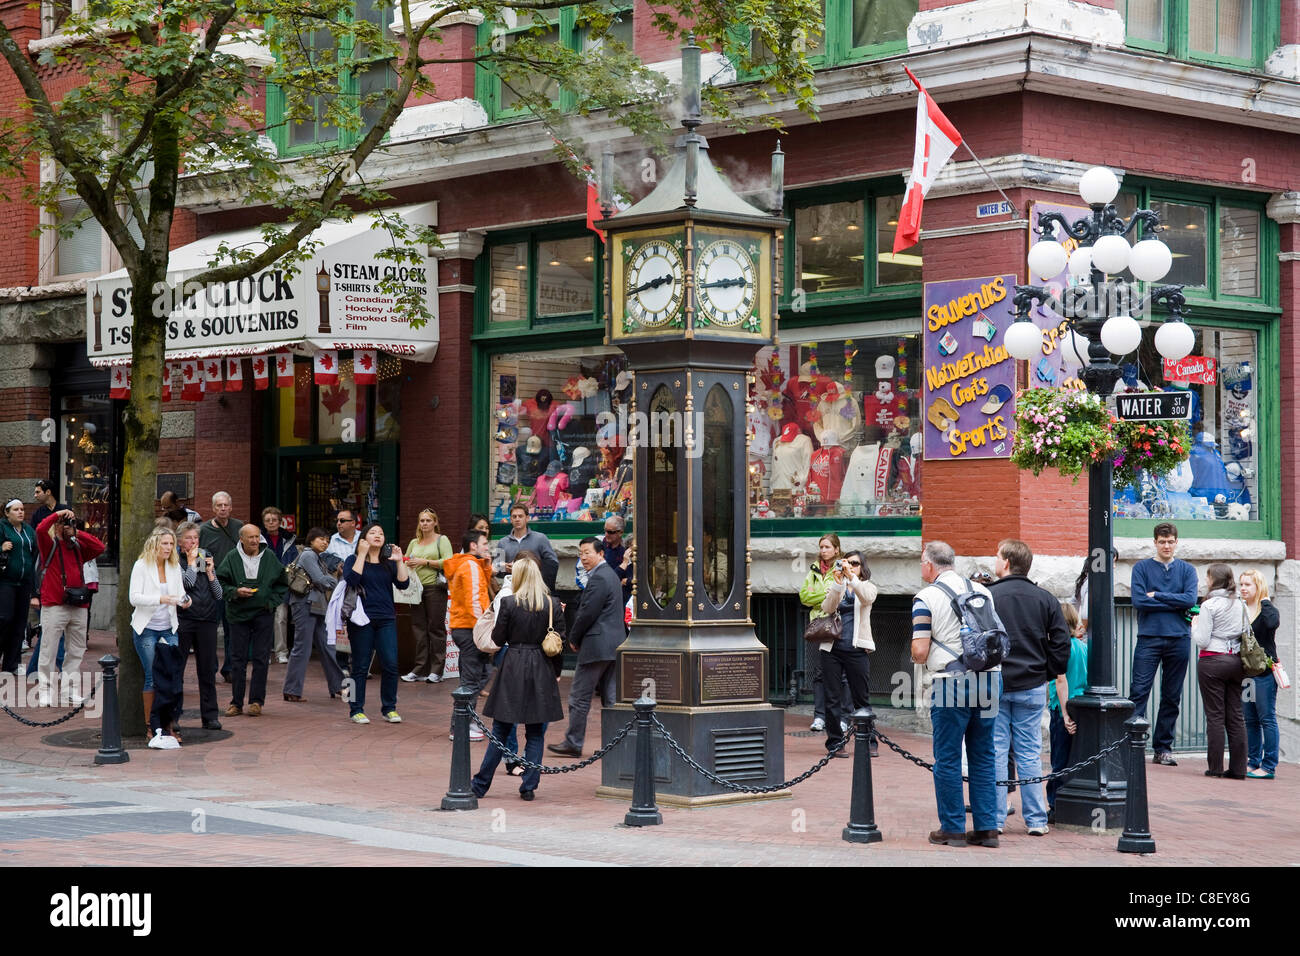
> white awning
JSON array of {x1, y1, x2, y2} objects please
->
[{"x1": 86, "y1": 202, "x2": 439, "y2": 366}]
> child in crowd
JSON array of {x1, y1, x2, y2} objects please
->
[{"x1": 1047, "y1": 602, "x2": 1089, "y2": 821}]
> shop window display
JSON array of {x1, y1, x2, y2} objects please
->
[
  {"x1": 1112, "y1": 325, "x2": 1260, "y2": 522},
  {"x1": 489, "y1": 349, "x2": 632, "y2": 523},
  {"x1": 747, "y1": 333, "x2": 922, "y2": 518},
  {"x1": 61, "y1": 395, "x2": 113, "y2": 545}
]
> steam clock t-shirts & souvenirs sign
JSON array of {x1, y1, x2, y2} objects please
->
[{"x1": 921, "y1": 274, "x2": 1016, "y2": 461}]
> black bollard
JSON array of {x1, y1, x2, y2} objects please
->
[
  {"x1": 1118, "y1": 713, "x2": 1156, "y2": 854},
  {"x1": 624, "y1": 696, "x2": 662, "y2": 827},
  {"x1": 842, "y1": 706, "x2": 882, "y2": 844},
  {"x1": 440, "y1": 686, "x2": 479, "y2": 811},
  {"x1": 94, "y1": 655, "x2": 129, "y2": 765}
]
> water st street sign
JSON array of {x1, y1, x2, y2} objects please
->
[{"x1": 1114, "y1": 391, "x2": 1192, "y2": 421}]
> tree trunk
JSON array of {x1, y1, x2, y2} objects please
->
[{"x1": 114, "y1": 271, "x2": 167, "y2": 738}]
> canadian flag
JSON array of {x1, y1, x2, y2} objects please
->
[
  {"x1": 181, "y1": 360, "x2": 203, "y2": 401},
  {"x1": 162, "y1": 362, "x2": 174, "y2": 402},
  {"x1": 894, "y1": 66, "x2": 963, "y2": 254},
  {"x1": 354, "y1": 349, "x2": 378, "y2": 386},
  {"x1": 203, "y1": 359, "x2": 223, "y2": 393},
  {"x1": 314, "y1": 350, "x2": 339, "y2": 385},
  {"x1": 274, "y1": 351, "x2": 294, "y2": 388},
  {"x1": 251, "y1": 355, "x2": 270, "y2": 390},
  {"x1": 109, "y1": 366, "x2": 131, "y2": 399},
  {"x1": 225, "y1": 357, "x2": 244, "y2": 391}
]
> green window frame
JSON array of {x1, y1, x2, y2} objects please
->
[
  {"x1": 742, "y1": 0, "x2": 915, "y2": 75},
  {"x1": 475, "y1": 6, "x2": 633, "y2": 123},
  {"x1": 266, "y1": 0, "x2": 395, "y2": 156},
  {"x1": 475, "y1": 227, "x2": 604, "y2": 335},
  {"x1": 1117, "y1": 0, "x2": 1280, "y2": 69}
]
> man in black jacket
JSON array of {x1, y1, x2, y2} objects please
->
[{"x1": 988, "y1": 539, "x2": 1070, "y2": 836}]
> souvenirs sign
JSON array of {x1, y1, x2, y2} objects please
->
[{"x1": 922, "y1": 274, "x2": 1017, "y2": 460}]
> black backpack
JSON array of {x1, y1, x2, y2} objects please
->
[{"x1": 930, "y1": 579, "x2": 1010, "y2": 672}]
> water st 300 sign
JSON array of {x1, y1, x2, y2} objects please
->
[{"x1": 1114, "y1": 391, "x2": 1192, "y2": 421}]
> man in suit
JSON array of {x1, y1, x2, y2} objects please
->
[{"x1": 548, "y1": 536, "x2": 624, "y2": 757}]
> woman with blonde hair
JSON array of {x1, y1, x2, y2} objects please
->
[
  {"x1": 799, "y1": 533, "x2": 850, "y2": 732},
  {"x1": 128, "y1": 527, "x2": 190, "y2": 748},
  {"x1": 471, "y1": 553, "x2": 565, "y2": 801},
  {"x1": 1239, "y1": 569, "x2": 1281, "y2": 778},
  {"x1": 402, "y1": 507, "x2": 453, "y2": 684}
]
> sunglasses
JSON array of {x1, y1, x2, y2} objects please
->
[
  {"x1": 337, "y1": 518, "x2": 354, "y2": 523},
  {"x1": 845, "y1": 560, "x2": 861, "y2": 567}
]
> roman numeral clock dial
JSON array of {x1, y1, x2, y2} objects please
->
[
  {"x1": 696, "y1": 239, "x2": 758, "y2": 329},
  {"x1": 624, "y1": 239, "x2": 685, "y2": 330}
]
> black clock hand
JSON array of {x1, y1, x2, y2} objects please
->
[
  {"x1": 628, "y1": 274, "x2": 674, "y2": 296},
  {"x1": 700, "y1": 277, "x2": 748, "y2": 290}
]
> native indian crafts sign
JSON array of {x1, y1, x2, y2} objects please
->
[{"x1": 921, "y1": 274, "x2": 1017, "y2": 461}]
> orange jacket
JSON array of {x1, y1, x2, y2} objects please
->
[{"x1": 445, "y1": 552, "x2": 492, "y2": 629}]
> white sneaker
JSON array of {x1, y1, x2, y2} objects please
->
[
  {"x1": 148, "y1": 730, "x2": 180, "y2": 750},
  {"x1": 37, "y1": 691, "x2": 51, "y2": 707},
  {"x1": 1027, "y1": 825, "x2": 1049, "y2": 836},
  {"x1": 426, "y1": 674, "x2": 442, "y2": 684},
  {"x1": 468, "y1": 727, "x2": 485, "y2": 741},
  {"x1": 840, "y1": 719, "x2": 850, "y2": 734},
  {"x1": 277, "y1": 654, "x2": 290, "y2": 664},
  {"x1": 809, "y1": 717, "x2": 825, "y2": 732},
  {"x1": 400, "y1": 672, "x2": 420, "y2": 682}
]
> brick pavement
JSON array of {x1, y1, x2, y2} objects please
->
[{"x1": 0, "y1": 629, "x2": 1295, "y2": 866}]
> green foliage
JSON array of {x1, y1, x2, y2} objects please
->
[
  {"x1": 1111, "y1": 417, "x2": 1191, "y2": 493},
  {"x1": 1010, "y1": 388, "x2": 1115, "y2": 482}
]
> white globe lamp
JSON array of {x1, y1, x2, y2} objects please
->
[
  {"x1": 1028, "y1": 240, "x2": 1068, "y2": 280},
  {"x1": 1129, "y1": 238, "x2": 1173, "y2": 282},
  {"x1": 1067, "y1": 246, "x2": 1093, "y2": 279},
  {"x1": 1100, "y1": 314, "x2": 1142, "y2": 356},
  {"x1": 1004, "y1": 320, "x2": 1043, "y2": 361},
  {"x1": 1154, "y1": 320, "x2": 1195, "y2": 361},
  {"x1": 1061, "y1": 330, "x2": 1090, "y2": 368},
  {"x1": 1091, "y1": 234, "x2": 1131, "y2": 275},
  {"x1": 1079, "y1": 166, "x2": 1120, "y2": 206}
]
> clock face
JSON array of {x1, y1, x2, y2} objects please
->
[
  {"x1": 696, "y1": 238, "x2": 757, "y2": 328},
  {"x1": 624, "y1": 238, "x2": 685, "y2": 330}
]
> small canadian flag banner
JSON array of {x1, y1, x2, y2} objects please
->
[
  {"x1": 162, "y1": 362, "x2": 175, "y2": 402},
  {"x1": 181, "y1": 360, "x2": 202, "y2": 401},
  {"x1": 275, "y1": 351, "x2": 294, "y2": 388},
  {"x1": 251, "y1": 355, "x2": 270, "y2": 390},
  {"x1": 225, "y1": 357, "x2": 244, "y2": 391},
  {"x1": 203, "y1": 359, "x2": 223, "y2": 393},
  {"x1": 109, "y1": 366, "x2": 131, "y2": 399},
  {"x1": 354, "y1": 349, "x2": 378, "y2": 386},
  {"x1": 314, "y1": 350, "x2": 339, "y2": 386}
]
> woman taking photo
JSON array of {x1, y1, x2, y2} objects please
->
[
  {"x1": 470, "y1": 554, "x2": 565, "y2": 801},
  {"x1": 343, "y1": 523, "x2": 410, "y2": 725},
  {"x1": 401, "y1": 508, "x2": 452, "y2": 685},
  {"x1": 799, "y1": 533, "x2": 850, "y2": 733},
  {"x1": 284, "y1": 527, "x2": 346, "y2": 702},
  {"x1": 1194, "y1": 563, "x2": 1248, "y2": 779},
  {"x1": 128, "y1": 527, "x2": 189, "y2": 747},
  {"x1": 817, "y1": 550, "x2": 878, "y2": 758},
  {"x1": 1239, "y1": 569, "x2": 1280, "y2": 779},
  {"x1": 176, "y1": 521, "x2": 223, "y2": 731}
]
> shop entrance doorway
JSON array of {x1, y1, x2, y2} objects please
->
[{"x1": 271, "y1": 445, "x2": 398, "y2": 539}]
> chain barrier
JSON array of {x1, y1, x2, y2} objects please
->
[
  {"x1": 0, "y1": 680, "x2": 98, "y2": 729},
  {"x1": 467, "y1": 707, "x2": 635, "y2": 774},
  {"x1": 872, "y1": 728, "x2": 1129, "y2": 787},
  {"x1": 650, "y1": 713, "x2": 849, "y2": 794}
]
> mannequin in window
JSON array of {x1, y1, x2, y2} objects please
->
[
  {"x1": 569, "y1": 446, "x2": 598, "y2": 496},
  {"x1": 840, "y1": 440, "x2": 887, "y2": 511},
  {"x1": 813, "y1": 381, "x2": 860, "y2": 452},
  {"x1": 748, "y1": 401, "x2": 779, "y2": 476},
  {"x1": 531, "y1": 461, "x2": 570, "y2": 511},
  {"x1": 806, "y1": 429, "x2": 847, "y2": 507},
  {"x1": 894, "y1": 431, "x2": 923, "y2": 499},
  {"x1": 782, "y1": 363, "x2": 832, "y2": 438},
  {"x1": 1188, "y1": 431, "x2": 1232, "y2": 502},
  {"x1": 521, "y1": 388, "x2": 555, "y2": 445},
  {"x1": 516, "y1": 433, "x2": 550, "y2": 487},
  {"x1": 862, "y1": 355, "x2": 907, "y2": 435},
  {"x1": 771, "y1": 423, "x2": 813, "y2": 493}
]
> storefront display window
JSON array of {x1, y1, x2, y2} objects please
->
[
  {"x1": 61, "y1": 395, "x2": 113, "y2": 546},
  {"x1": 748, "y1": 331, "x2": 922, "y2": 518},
  {"x1": 489, "y1": 242, "x2": 530, "y2": 325},
  {"x1": 876, "y1": 194, "x2": 921, "y2": 286},
  {"x1": 536, "y1": 236, "x2": 596, "y2": 318},
  {"x1": 488, "y1": 347, "x2": 632, "y2": 523},
  {"x1": 1112, "y1": 325, "x2": 1261, "y2": 522},
  {"x1": 1150, "y1": 199, "x2": 1209, "y2": 288},
  {"x1": 788, "y1": 189, "x2": 921, "y2": 301}
]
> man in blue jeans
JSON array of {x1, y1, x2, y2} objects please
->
[
  {"x1": 913, "y1": 540, "x2": 1003, "y2": 848},
  {"x1": 1128, "y1": 522, "x2": 1198, "y2": 766},
  {"x1": 989, "y1": 538, "x2": 1070, "y2": 836}
]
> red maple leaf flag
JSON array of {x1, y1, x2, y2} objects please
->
[
  {"x1": 894, "y1": 66, "x2": 963, "y2": 254},
  {"x1": 181, "y1": 361, "x2": 202, "y2": 401},
  {"x1": 110, "y1": 365, "x2": 131, "y2": 400},
  {"x1": 162, "y1": 362, "x2": 175, "y2": 402},
  {"x1": 252, "y1": 356, "x2": 270, "y2": 391},
  {"x1": 204, "y1": 359, "x2": 223, "y2": 393},
  {"x1": 274, "y1": 351, "x2": 294, "y2": 388},
  {"x1": 314, "y1": 349, "x2": 339, "y2": 385},
  {"x1": 320, "y1": 384, "x2": 350, "y2": 419},
  {"x1": 225, "y1": 357, "x2": 244, "y2": 391},
  {"x1": 354, "y1": 349, "x2": 378, "y2": 385}
]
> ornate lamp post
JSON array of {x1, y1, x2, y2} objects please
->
[
  {"x1": 1004, "y1": 166, "x2": 1194, "y2": 829},
  {"x1": 594, "y1": 39, "x2": 790, "y2": 804}
]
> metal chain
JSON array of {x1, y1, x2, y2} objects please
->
[
  {"x1": 466, "y1": 708, "x2": 635, "y2": 774},
  {"x1": 0, "y1": 680, "x2": 98, "y2": 728},
  {"x1": 872, "y1": 728, "x2": 1130, "y2": 786},
  {"x1": 650, "y1": 713, "x2": 850, "y2": 794}
]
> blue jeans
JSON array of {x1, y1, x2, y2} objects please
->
[
  {"x1": 1046, "y1": 706, "x2": 1074, "y2": 808},
  {"x1": 993, "y1": 684, "x2": 1049, "y2": 829},
  {"x1": 347, "y1": 619, "x2": 398, "y2": 717},
  {"x1": 929, "y1": 672, "x2": 1000, "y2": 834},
  {"x1": 1129, "y1": 635, "x2": 1190, "y2": 754},
  {"x1": 1243, "y1": 671, "x2": 1279, "y2": 774},
  {"x1": 133, "y1": 627, "x2": 173, "y2": 691},
  {"x1": 473, "y1": 720, "x2": 545, "y2": 796},
  {"x1": 26, "y1": 634, "x2": 64, "y2": 675}
]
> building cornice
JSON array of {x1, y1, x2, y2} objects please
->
[{"x1": 1266, "y1": 191, "x2": 1300, "y2": 224}]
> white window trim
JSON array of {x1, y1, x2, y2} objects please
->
[{"x1": 38, "y1": 157, "x2": 127, "y2": 285}]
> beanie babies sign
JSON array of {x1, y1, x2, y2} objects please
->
[{"x1": 922, "y1": 275, "x2": 1016, "y2": 460}]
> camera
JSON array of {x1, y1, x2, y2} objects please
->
[{"x1": 379, "y1": 543, "x2": 394, "y2": 561}]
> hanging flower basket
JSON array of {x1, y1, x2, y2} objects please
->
[{"x1": 1010, "y1": 387, "x2": 1191, "y2": 490}]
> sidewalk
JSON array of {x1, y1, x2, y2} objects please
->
[{"x1": 0, "y1": 629, "x2": 1294, "y2": 866}]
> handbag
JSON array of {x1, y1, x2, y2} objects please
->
[
  {"x1": 57, "y1": 545, "x2": 91, "y2": 607},
  {"x1": 803, "y1": 611, "x2": 841, "y2": 644},
  {"x1": 542, "y1": 598, "x2": 563, "y2": 657},
  {"x1": 1271, "y1": 660, "x2": 1291, "y2": 690},
  {"x1": 1238, "y1": 602, "x2": 1270, "y2": 678},
  {"x1": 392, "y1": 565, "x2": 424, "y2": 605},
  {"x1": 472, "y1": 562, "x2": 500, "y2": 652}
]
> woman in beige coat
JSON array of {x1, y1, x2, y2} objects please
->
[{"x1": 818, "y1": 550, "x2": 878, "y2": 758}]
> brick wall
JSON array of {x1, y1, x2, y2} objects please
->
[{"x1": 192, "y1": 388, "x2": 258, "y2": 523}]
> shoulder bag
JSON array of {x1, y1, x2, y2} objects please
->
[
  {"x1": 803, "y1": 610, "x2": 841, "y2": 643},
  {"x1": 393, "y1": 562, "x2": 424, "y2": 605},
  {"x1": 1238, "y1": 601, "x2": 1270, "y2": 678},
  {"x1": 542, "y1": 598, "x2": 564, "y2": 657},
  {"x1": 58, "y1": 544, "x2": 91, "y2": 607},
  {"x1": 472, "y1": 565, "x2": 500, "y2": 652},
  {"x1": 284, "y1": 559, "x2": 312, "y2": 597}
]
